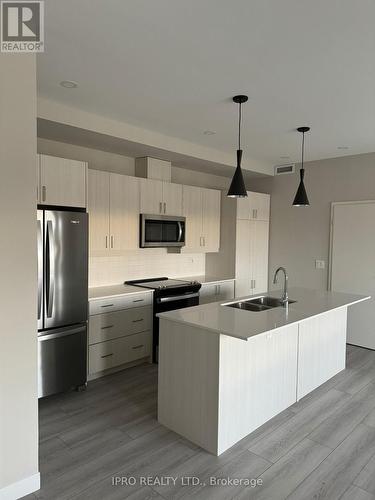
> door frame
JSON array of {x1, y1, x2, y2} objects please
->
[{"x1": 328, "y1": 200, "x2": 375, "y2": 291}]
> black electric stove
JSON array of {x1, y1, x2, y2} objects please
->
[{"x1": 125, "y1": 277, "x2": 201, "y2": 362}]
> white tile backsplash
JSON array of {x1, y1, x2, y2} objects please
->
[{"x1": 89, "y1": 250, "x2": 205, "y2": 287}]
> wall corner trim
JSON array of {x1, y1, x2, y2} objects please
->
[{"x1": 0, "y1": 472, "x2": 40, "y2": 500}]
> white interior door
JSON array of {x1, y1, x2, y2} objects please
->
[{"x1": 330, "y1": 202, "x2": 375, "y2": 349}]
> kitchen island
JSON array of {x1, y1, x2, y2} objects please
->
[{"x1": 157, "y1": 287, "x2": 369, "y2": 455}]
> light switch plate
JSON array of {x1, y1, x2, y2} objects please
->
[{"x1": 315, "y1": 260, "x2": 325, "y2": 269}]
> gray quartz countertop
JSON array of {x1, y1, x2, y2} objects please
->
[
  {"x1": 89, "y1": 276, "x2": 235, "y2": 301},
  {"x1": 176, "y1": 275, "x2": 235, "y2": 284},
  {"x1": 157, "y1": 287, "x2": 370, "y2": 341},
  {"x1": 89, "y1": 284, "x2": 153, "y2": 301}
]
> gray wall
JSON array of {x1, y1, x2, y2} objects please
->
[
  {"x1": 0, "y1": 55, "x2": 39, "y2": 492},
  {"x1": 251, "y1": 153, "x2": 375, "y2": 290}
]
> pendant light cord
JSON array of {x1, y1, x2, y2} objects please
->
[
  {"x1": 238, "y1": 102, "x2": 242, "y2": 150},
  {"x1": 301, "y1": 130, "x2": 305, "y2": 169}
]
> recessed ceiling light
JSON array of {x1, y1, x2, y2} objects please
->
[
  {"x1": 60, "y1": 80, "x2": 78, "y2": 88},
  {"x1": 337, "y1": 146, "x2": 349, "y2": 150},
  {"x1": 203, "y1": 130, "x2": 216, "y2": 135}
]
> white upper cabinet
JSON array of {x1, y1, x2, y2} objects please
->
[
  {"x1": 202, "y1": 188, "x2": 221, "y2": 251},
  {"x1": 139, "y1": 178, "x2": 163, "y2": 214},
  {"x1": 162, "y1": 182, "x2": 183, "y2": 216},
  {"x1": 139, "y1": 178, "x2": 183, "y2": 216},
  {"x1": 88, "y1": 170, "x2": 140, "y2": 255},
  {"x1": 88, "y1": 169, "x2": 110, "y2": 255},
  {"x1": 38, "y1": 154, "x2": 87, "y2": 208},
  {"x1": 237, "y1": 191, "x2": 270, "y2": 221},
  {"x1": 135, "y1": 157, "x2": 172, "y2": 182},
  {"x1": 182, "y1": 185, "x2": 221, "y2": 253},
  {"x1": 182, "y1": 185, "x2": 202, "y2": 250},
  {"x1": 109, "y1": 173, "x2": 139, "y2": 251}
]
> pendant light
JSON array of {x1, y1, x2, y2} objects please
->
[
  {"x1": 293, "y1": 126, "x2": 310, "y2": 206},
  {"x1": 227, "y1": 95, "x2": 248, "y2": 198}
]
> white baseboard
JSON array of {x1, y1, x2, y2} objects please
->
[{"x1": 0, "y1": 472, "x2": 40, "y2": 500}]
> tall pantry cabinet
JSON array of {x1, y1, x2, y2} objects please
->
[
  {"x1": 205, "y1": 190, "x2": 270, "y2": 298},
  {"x1": 235, "y1": 192, "x2": 270, "y2": 296}
]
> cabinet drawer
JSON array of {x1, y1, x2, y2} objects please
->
[
  {"x1": 89, "y1": 292, "x2": 152, "y2": 315},
  {"x1": 89, "y1": 342, "x2": 116, "y2": 374},
  {"x1": 88, "y1": 331, "x2": 151, "y2": 375},
  {"x1": 113, "y1": 331, "x2": 152, "y2": 366},
  {"x1": 89, "y1": 306, "x2": 152, "y2": 345}
]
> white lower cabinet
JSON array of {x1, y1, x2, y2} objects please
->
[
  {"x1": 89, "y1": 331, "x2": 151, "y2": 375},
  {"x1": 88, "y1": 292, "x2": 153, "y2": 378},
  {"x1": 89, "y1": 306, "x2": 152, "y2": 344},
  {"x1": 200, "y1": 280, "x2": 235, "y2": 304},
  {"x1": 297, "y1": 308, "x2": 347, "y2": 399}
]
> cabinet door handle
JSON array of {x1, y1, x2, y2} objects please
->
[
  {"x1": 101, "y1": 325, "x2": 114, "y2": 330},
  {"x1": 105, "y1": 236, "x2": 108, "y2": 249},
  {"x1": 101, "y1": 353, "x2": 113, "y2": 358},
  {"x1": 255, "y1": 209, "x2": 258, "y2": 219},
  {"x1": 132, "y1": 344, "x2": 144, "y2": 350},
  {"x1": 132, "y1": 318, "x2": 144, "y2": 323},
  {"x1": 164, "y1": 202, "x2": 166, "y2": 214},
  {"x1": 42, "y1": 185, "x2": 46, "y2": 202},
  {"x1": 133, "y1": 299, "x2": 144, "y2": 303},
  {"x1": 111, "y1": 235, "x2": 114, "y2": 248},
  {"x1": 101, "y1": 303, "x2": 114, "y2": 308},
  {"x1": 159, "y1": 202, "x2": 163, "y2": 213}
]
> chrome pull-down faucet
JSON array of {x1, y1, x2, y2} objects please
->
[{"x1": 273, "y1": 267, "x2": 289, "y2": 304}]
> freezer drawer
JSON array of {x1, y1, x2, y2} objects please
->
[{"x1": 38, "y1": 325, "x2": 87, "y2": 398}]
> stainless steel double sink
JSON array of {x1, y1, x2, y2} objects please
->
[{"x1": 224, "y1": 296, "x2": 296, "y2": 312}]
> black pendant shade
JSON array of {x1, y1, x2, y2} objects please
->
[
  {"x1": 292, "y1": 168, "x2": 309, "y2": 206},
  {"x1": 227, "y1": 149, "x2": 247, "y2": 198},
  {"x1": 227, "y1": 95, "x2": 248, "y2": 198},
  {"x1": 293, "y1": 126, "x2": 310, "y2": 207}
]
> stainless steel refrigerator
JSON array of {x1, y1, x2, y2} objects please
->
[{"x1": 37, "y1": 209, "x2": 88, "y2": 398}]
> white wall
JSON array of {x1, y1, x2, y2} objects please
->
[
  {"x1": 37, "y1": 139, "x2": 231, "y2": 286},
  {"x1": 251, "y1": 153, "x2": 375, "y2": 290},
  {"x1": 0, "y1": 55, "x2": 39, "y2": 496}
]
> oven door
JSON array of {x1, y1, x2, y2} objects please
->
[
  {"x1": 140, "y1": 215, "x2": 185, "y2": 247},
  {"x1": 153, "y1": 291, "x2": 199, "y2": 362}
]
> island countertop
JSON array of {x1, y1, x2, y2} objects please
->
[{"x1": 157, "y1": 287, "x2": 369, "y2": 340}]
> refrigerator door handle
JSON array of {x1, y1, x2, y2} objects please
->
[
  {"x1": 38, "y1": 325, "x2": 86, "y2": 341},
  {"x1": 46, "y1": 220, "x2": 55, "y2": 318},
  {"x1": 37, "y1": 218, "x2": 43, "y2": 321}
]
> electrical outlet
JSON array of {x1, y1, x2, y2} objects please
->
[{"x1": 315, "y1": 260, "x2": 325, "y2": 269}]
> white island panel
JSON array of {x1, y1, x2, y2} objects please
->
[
  {"x1": 297, "y1": 307, "x2": 347, "y2": 399},
  {"x1": 217, "y1": 324, "x2": 298, "y2": 455},
  {"x1": 158, "y1": 319, "x2": 220, "y2": 454}
]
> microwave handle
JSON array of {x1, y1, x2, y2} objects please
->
[{"x1": 177, "y1": 221, "x2": 183, "y2": 242}]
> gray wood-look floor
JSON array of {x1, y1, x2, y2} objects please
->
[{"x1": 22, "y1": 345, "x2": 375, "y2": 500}]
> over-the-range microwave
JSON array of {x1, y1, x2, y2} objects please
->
[{"x1": 140, "y1": 214, "x2": 186, "y2": 248}]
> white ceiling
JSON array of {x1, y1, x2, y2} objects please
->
[{"x1": 38, "y1": 0, "x2": 375, "y2": 168}]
